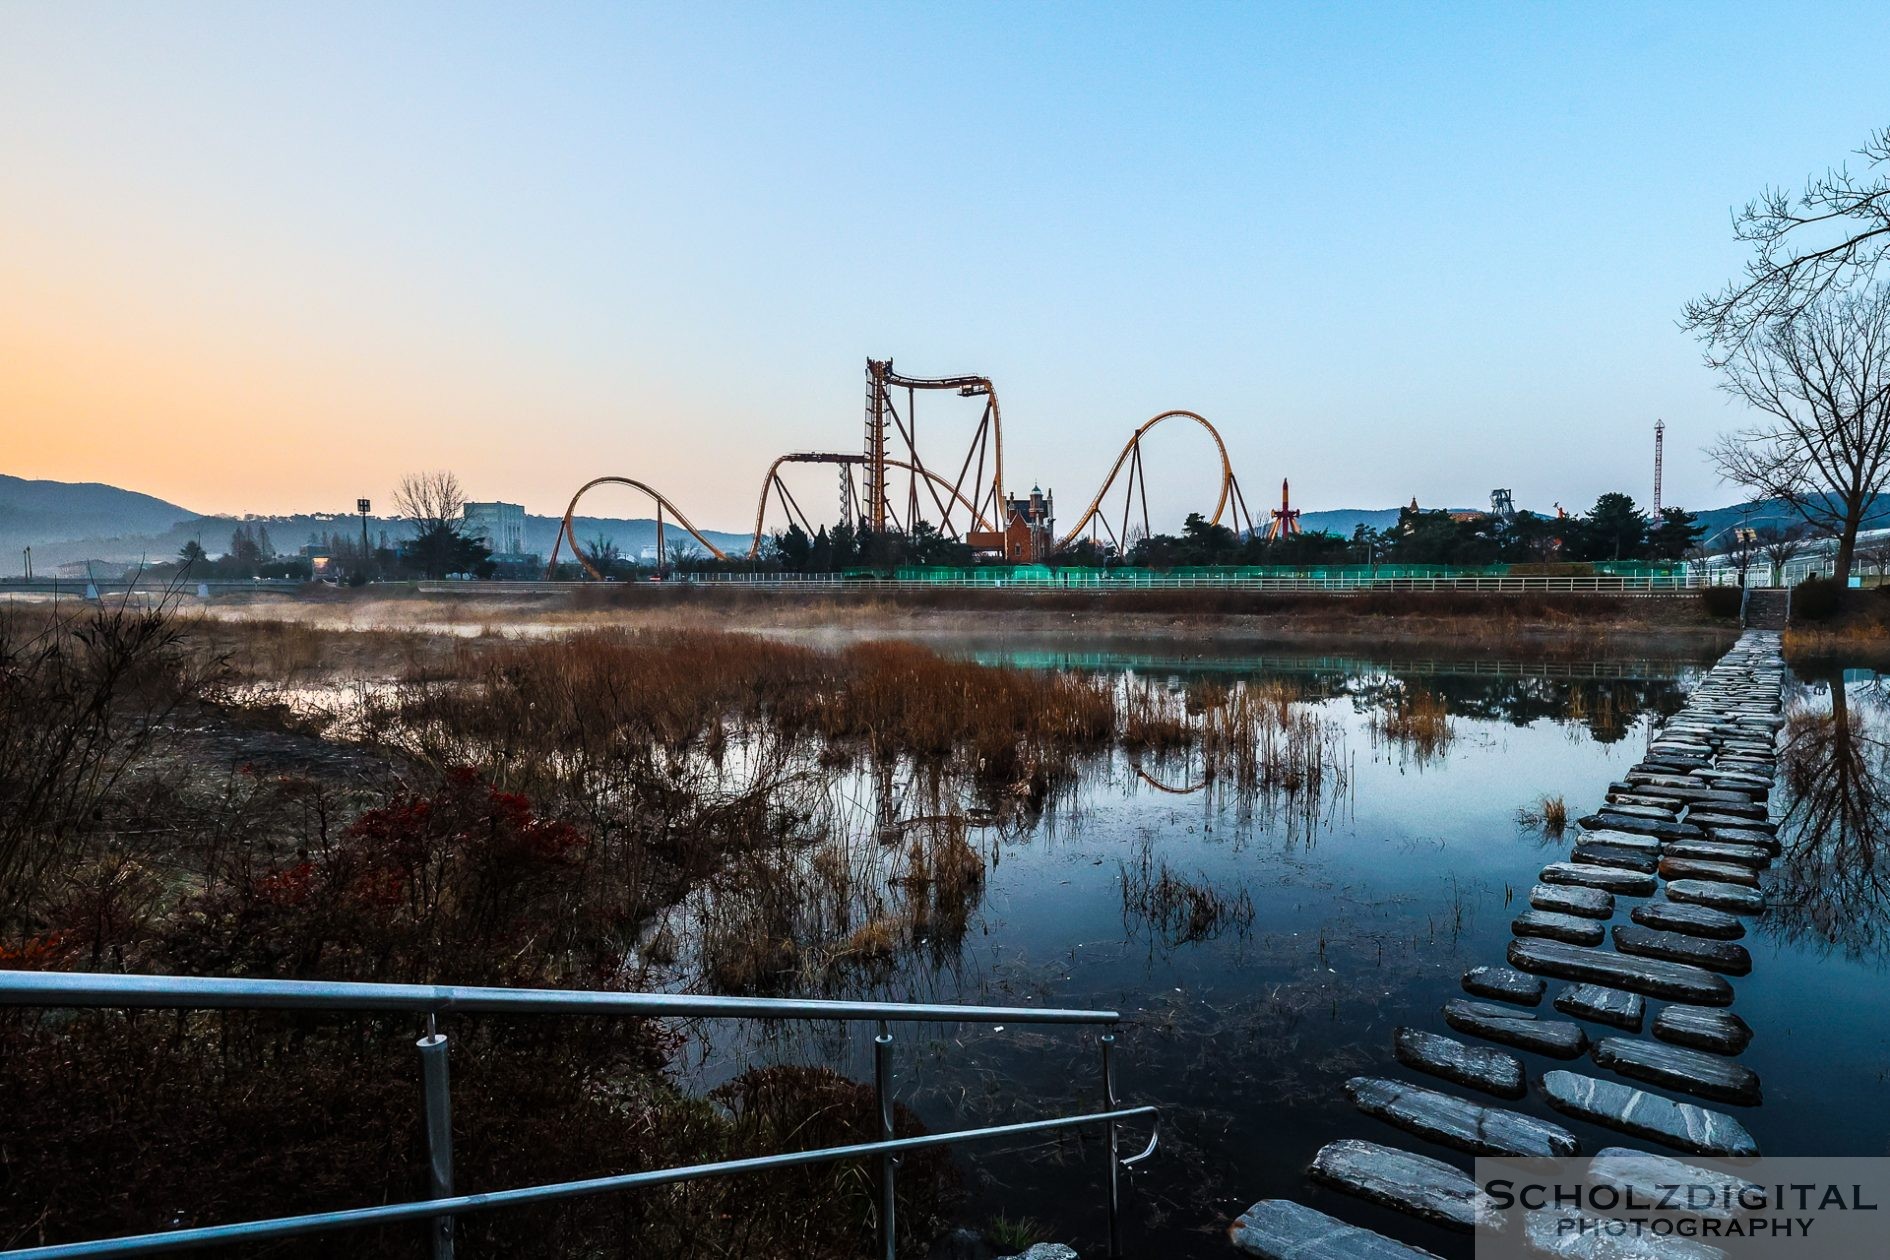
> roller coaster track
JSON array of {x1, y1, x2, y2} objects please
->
[
  {"x1": 546, "y1": 459, "x2": 998, "y2": 579},
  {"x1": 549, "y1": 364, "x2": 1260, "y2": 578},
  {"x1": 1055, "y1": 410, "x2": 1257, "y2": 552},
  {"x1": 751, "y1": 453, "x2": 996, "y2": 553},
  {"x1": 867, "y1": 362, "x2": 1005, "y2": 537}
]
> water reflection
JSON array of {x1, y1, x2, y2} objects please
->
[{"x1": 1771, "y1": 667, "x2": 1890, "y2": 961}]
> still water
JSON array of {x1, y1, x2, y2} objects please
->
[{"x1": 682, "y1": 647, "x2": 1890, "y2": 1259}]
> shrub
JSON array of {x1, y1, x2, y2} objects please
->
[
  {"x1": 1793, "y1": 576, "x2": 1844, "y2": 621},
  {"x1": 1699, "y1": 586, "x2": 1743, "y2": 619}
]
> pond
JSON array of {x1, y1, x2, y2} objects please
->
[{"x1": 670, "y1": 645, "x2": 1890, "y2": 1259}]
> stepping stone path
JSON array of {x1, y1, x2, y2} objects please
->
[
  {"x1": 1230, "y1": 633, "x2": 1781, "y2": 1256},
  {"x1": 1443, "y1": 998, "x2": 1589, "y2": 1058},
  {"x1": 1229, "y1": 1199, "x2": 1441, "y2": 1259},
  {"x1": 1661, "y1": 839, "x2": 1770, "y2": 869},
  {"x1": 1553, "y1": 983, "x2": 1643, "y2": 1031},
  {"x1": 1586, "y1": 1147, "x2": 1762, "y2": 1223},
  {"x1": 1308, "y1": 1139, "x2": 1498, "y2": 1232},
  {"x1": 1659, "y1": 857, "x2": 1760, "y2": 888},
  {"x1": 1667, "y1": 879, "x2": 1766, "y2": 915},
  {"x1": 1654, "y1": 1005, "x2": 1755, "y2": 1057},
  {"x1": 1508, "y1": 938, "x2": 1734, "y2": 1005},
  {"x1": 1532, "y1": 883, "x2": 1615, "y2": 918},
  {"x1": 1612, "y1": 924, "x2": 1752, "y2": 976},
  {"x1": 1344, "y1": 1076, "x2": 1579, "y2": 1156},
  {"x1": 1572, "y1": 843, "x2": 1659, "y2": 874},
  {"x1": 1540, "y1": 1070, "x2": 1759, "y2": 1156},
  {"x1": 1591, "y1": 1036, "x2": 1763, "y2": 1106},
  {"x1": 1576, "y1": 812, "x2": 1703, "y2": 841},
  {"x1": 1540, "y1": 862, "x2": 1657, "y2": 895},
  {"x1": 1393, "y1": 1027, "x2": 1525, "y2": 1098},
  {"x1": 1461, "y1": 964, "x2": 1544, "y2": 1005},
  {"x1": 1630, "y1": 901, "x2": 1746, "y2": 941},
  {"x1": 1513, "y1": 908, "x2": 1605, "y2": 946}
]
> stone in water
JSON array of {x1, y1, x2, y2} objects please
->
[
  {"x1": 1346, "y1": 1076, "x2": 1579, "y2": 1157},
  {"x1": 1443, "y1": 998, "x2": 1589, "y2": 1059},
  {"x1": 1462, "y1": 964, "x2": 1544, "y2": 1006},
  {"x1": 1539, "y1": 1070, "x2": 1758, "y2": 1156},
  {"x1": 1553, "y1": 983, "x2": 1643, "y2": 1031},
  {"x1": 1394, "y1": 1026, "x2": 1526, "y2": 1099}
]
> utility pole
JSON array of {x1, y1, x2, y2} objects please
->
[
  {"x1": 357, "y1": 499, "x2": 372, "y2": 579},
  {"x1": 22, "y1": 546, "x2": 30, "y2": 581},
  {"x1": 1653, "y1": 419, "x2": 1665, "y2": 516}
]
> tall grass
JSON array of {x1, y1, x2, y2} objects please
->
[{"x1": 1368, "y1": 685, "x2": 1454, "y2": 763}]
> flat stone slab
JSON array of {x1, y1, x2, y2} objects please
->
[
  {"x1": 1524, "y1": 1206, "x2": 1729, "y2": 1258},
  {"x1": 1463, "y1": 964, "x2": 1545, "y2": 1006},
  {"x1": 1654, "y1": 1006, "x2": 1755, "y2": 1057},
  {"x1": 1577, "y1": 813, "x2": 1704, "y2": 841},
  {"x1": 1230, "y1": 1198, "x2": 1442, "y2": 1259},
  {"x1": 1394, "y1": 1027, "x2": 1526, "y2": 1099},
  {"x1": 1613, "y1": 924, "x2": 1752, "y2": 976},
  {"x1": 1681, "y1": 802, "x2": 1768, "y2": 822},
  {"x1": 1631, "y1": 901, "x2": 1746, "y2": 941},
  {"x1": 1553, "y1": 983, "x2": 1644, "y2": 1031},
  {"x1": 1540, "y1": 863, "x2": 1657, "y2": 895},
  {"x1": 1588, "y1": 1147, "x2": 1762, "y2": 1223},
  {"x1": 1532, "y1": 883, "x2": 1615, "y2": 919},
  {"x1": 1606, "y1": 793, "x2": 1684, "y2": 813},
  {"x1": 1700, "y1": 826, "x2": 1780, "y2": 852},
  {"x1": 1592, "y1": 1036, "x2": 1763, "y2": 1106},
  {"x1": 1346, "y1": 1076, "x2": 1579, "y2": 1157},
  {"x1": 1513, "y1": 909, "x2": 1606, "y2": 946},
  {"x1": 1594, "y1": 802, "x2": 1682, "y2": 821},
  {"x1": 1575, "y1": 829, "x2": 1661, "y2": 853},
  {"x1": 1444, "y1": 998, "x2": 1589, "y2": 1059},
  {"x1": 1667, "y1": 880, "x2": 1765, "y2": 915},
  {"x1": 1661, "y1": 839, "x2": 1771, "y2": 869},
  {"x1": 1309, "y1": 1139, "x2": 1497, "y2": 1233},
  {"x1": 1539, "y1": 1070, "x2": 1758, "y2": 1156},
  {"x1": 1685, "y1": 810, "x2": 1770, "y2": 830},
  {"x1": 1659, "y1": 858, "x2": 1761, "y2": 888},
  {"x1": 1573, "y1": 843, "x2": 1660, "y2": 874},
  {"x1": 1508, "y1": 938, "x2": 1734, "y2": 1006}
]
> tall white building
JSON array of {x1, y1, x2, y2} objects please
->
[{"x1": 462, "y1": 501, "x2": 527, "y2": 555}]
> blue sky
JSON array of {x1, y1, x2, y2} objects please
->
[{"x1": 3, "y1": 2, "x2": 1887, "y2": 528}]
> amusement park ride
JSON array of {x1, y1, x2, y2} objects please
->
[{"x1": 547, "y1": 360, "x2": 1266, "y2": 577}]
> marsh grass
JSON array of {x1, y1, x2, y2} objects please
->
[
  {"x1": 1518, "y1": 793, "x2": 1569, "y2": 837},
  {"x1": 1368, "y1": 685, "x2": 1454, "y2": 763},
  {"x1": 1119, "y1": 835, "x2": 1255, "y2": 945}
]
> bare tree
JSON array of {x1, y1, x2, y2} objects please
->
[
  {"x1": 395, "y1": 471, "x2": 468, "y2": 535},
  {"x1": 1708, "y1": 287, "x2": 1890, "y2": 585},
  {"x1": 1685, "y1": 125, "x2": 1890, "y2": 358},
  {"x1": 1856, "y1": 534, "x2": 1890, "y2": 582},
  {"x1": 1753, "y1": 522, "x2": 1811, "y2": 587}
]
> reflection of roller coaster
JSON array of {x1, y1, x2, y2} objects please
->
[{"x1": 547, "y1": 359, "x2": 1258, "y2": 576}]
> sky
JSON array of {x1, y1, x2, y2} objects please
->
[{"x1": 3, "y1": 2, "x2": 1889, "y2": 533}]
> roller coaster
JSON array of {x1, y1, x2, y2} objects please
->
[{"x1": 547, "y1": 360, "x2": 1260, "y2": 577}]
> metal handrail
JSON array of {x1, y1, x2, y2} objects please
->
[{"x1": 0, "y1": 970, "x2": 1156, "y2": 1260}]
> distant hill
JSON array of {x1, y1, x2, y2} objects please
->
[
  {"x1": 0, "y1": 474, "x2": 752, "y2": 574},
  {"x1": 0, "y1": 474, "x2": 198, "y2": 546}
]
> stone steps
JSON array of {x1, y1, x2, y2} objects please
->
[{"x1": 1308, "y1": 1139, "x2": 1495, "y2": 1232}]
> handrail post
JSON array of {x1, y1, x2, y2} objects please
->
[
  {"x1": 1101, "y1": 1031, "x2": 1122, "y2": 1259},
  {"x1": 875, "y1": 1019, "x2": 896, "y2": 1260},
  {"x1": 417, "y1": 1016, "x2": 455, "y2": 1260}
]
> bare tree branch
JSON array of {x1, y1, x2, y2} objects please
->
[
  {"x1": 1708, "y1": 286, "x2": 1890, "y2": 583},
  {"x1": 1685, "y1": 126, "x2": 1890, "y2": 360}
]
